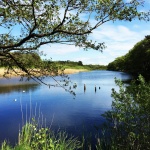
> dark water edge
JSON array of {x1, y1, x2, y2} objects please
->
[{"x1": 0, "y1": 70, "x2": 132, "y2": 148}]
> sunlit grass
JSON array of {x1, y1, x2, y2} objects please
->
[{"x1": 1, "y1": 121, "x2": 81, "y2": 150}]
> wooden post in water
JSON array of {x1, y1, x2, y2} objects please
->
[
  {"x1": 95, "y1": 85, "x2": 97, "y2": 93},
  {"x1": 84, "y1": 84, "x2": 86, "y2": 92}
]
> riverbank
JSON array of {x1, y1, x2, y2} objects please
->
[
  {"x1": 0, "y1": 68, "x2": 88, "y2": 78},
  {"x1": 0, "y1": 68, "x2": 5, "y2": 78},
  {"x1": 63, "y1": 68, "x2": 88, "y2": 74}
]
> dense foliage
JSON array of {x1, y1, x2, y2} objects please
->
[
  {"x1": 0, "y1": 52, "x2": 63, "y2": 84},
  {"x1": 0, "y1": 52, "x2": 41, "y2": 68},
  {"x1": 107, "y1": 35, "x2": 150, "y2": 80},
  {"x1": 99, "y1": 75, "x2": 150, "y2": 149}
]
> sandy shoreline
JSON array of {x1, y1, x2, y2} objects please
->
[
  {"x1": 0, "y1": 68, "x2": 88, "y2": 78},
  {"x1": 0, "y1": 68, "x2": 5, "y2": 78},
  {"x1": 63, "y1": 68, "x2": 88, "y2": 74}
]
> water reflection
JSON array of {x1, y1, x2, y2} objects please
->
[
  {"x1": 0, "y1": 77, "x2": 39, "y2": 94},
  {"x1": 0, "y1": 84, "x2": 39, "y2": 94}
]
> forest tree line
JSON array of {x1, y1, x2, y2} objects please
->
[
  {"x1": 46, "y1": 60, "x2": 107, "y2": 70},
  {"x1": 107, "y1": 35, "x2": 150, "y2": 80},
  {"x1": 0, "y1": 52, "x2": 42, "y2": 68},
  {"x1": 0, "y1": 52, "x2": 106, "y2": 70}
]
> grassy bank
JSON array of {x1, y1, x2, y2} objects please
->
[
  {"x1": 62, "y1": 64, "x2": 107, "y2": 70},
  {"x1": 0, "y1": 68, "x2": 88, "y2": 78},
  {"x1": 53, "y1": 61, "x2": 107, "y2": 70},
  {"x1": 1, "y1": 122, "x2": 81, "y2": 150},
  {"x1": 0, "y1": 60, "x2": 107, "y2": 78},
  {"x1": 0, "y1": 62, "x2": 107, "y2": 78}
]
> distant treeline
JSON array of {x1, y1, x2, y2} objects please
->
[
  {"x1": 107, "y1": 35, "x2": 150, "y2": 80},
  {"x1": 0, "y1": 52, "x2": 106, "y2": 71},
  {"x1": 0, "y1": 52, "x2": 41, "y2": 68},
  {"x1": 44, "y1": 60, "x2": 107, "y2": 70}
]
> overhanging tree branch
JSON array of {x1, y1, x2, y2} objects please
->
[{"x1": 0, "y1": 0, "x2": 149, "y2": 90}]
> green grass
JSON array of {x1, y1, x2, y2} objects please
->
[
  {"x1": 61, "y1": 64, "x2": 107, "y2": 70},
  {"x1": 51, "y1": 61, "x2": 107, "y2": 71},
  {"x1": 1, "y1": 122, "x2": 81, "y2": 150}
]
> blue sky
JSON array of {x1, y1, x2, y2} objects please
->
[{"x1": 40, "y1": 1, "x2": 150, "y2": 65}]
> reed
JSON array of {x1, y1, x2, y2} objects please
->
[{"x1": 1, "y1": 120, "x2": 82, "y2": 150}]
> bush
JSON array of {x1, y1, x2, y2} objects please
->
[{"x1": 100, "y1": 75, "x2": 150, "y2": 150}]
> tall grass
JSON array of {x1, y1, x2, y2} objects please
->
[{"x1": 1, "y1": 120, "x2": 81, "y2": 150}]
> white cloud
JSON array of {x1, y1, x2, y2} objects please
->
[
  {"x1": 91, "y1": 24, "x2": 140, "y2": 42},
  {"x1": 87, "y1": 23, "x2": 150, "y2": 64},
  {"x1": 40, "y1": 44, "x2": 80, "y2": 56}
]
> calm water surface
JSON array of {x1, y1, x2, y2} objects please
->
[{"x1": 0, "y1": 70, "x2": 131, "y2": 144}]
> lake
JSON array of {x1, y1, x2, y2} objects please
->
[{"x1": 0, "y1": 70, "x2": 131, "y2": 145}]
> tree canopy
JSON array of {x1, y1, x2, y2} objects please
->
[
  {"x1": 107, "y1": 35, "x2": 150, "y2": 80},
  {"x1": 0, "y1": 0, "x2": 149, "y2": 85}
]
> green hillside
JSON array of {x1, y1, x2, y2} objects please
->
[{"x1": 107, "y1": 35, "x2": 150, "y2": 80}]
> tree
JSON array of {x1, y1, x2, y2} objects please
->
[
  {"x1": 107, "y1": 36, "x2": 150, "y2": 80},
  {"x1": 12, "y1": 52, "x2": 41, "y2": 68},
  {"x1": 78, "y1": 61, "x2": 83, "y2": 66},
  {"x1": 125, "y1": 35, "x2": 150, "y2": 79},
  {"x1": 107, "y1": 55, "x2": 126, "y2": 71},
  {"x1": 0, "y1": 0, "x2": 149, "y2": 86}
]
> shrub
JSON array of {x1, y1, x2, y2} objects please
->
[{"x1": 100, "y1": 75, "x2": 150, "y2": 150}]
